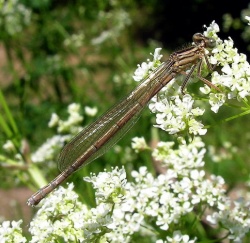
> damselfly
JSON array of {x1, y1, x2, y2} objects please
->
[{"x1": 28, "y1": 33, "x2": 218, "y2": 206}]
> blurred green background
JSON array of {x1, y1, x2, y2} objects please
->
[{"x1": 0, "y1": 0, "x2": 250, "y2": 230}]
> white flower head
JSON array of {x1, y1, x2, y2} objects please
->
[
  {"x1": 133, "y1": 48, "x2": 163, "y2": 82},
  {"x1": 150, "y1": 94, "x2": 206, "y2": 136},
  {"x1": 209, "y1": 93, "x2": 226, "y2": 113},
  {"x1": 245, "y1": 16, "x2": 250, "y2": 25},
  {"x1": 203, "y1": 20, "x2": 220, "y2": 38},
  {"x1": 203, "y1": 21, "x2": 250, "y2": 112},
  {"x1": 31, "y1": 135, "x2": 70, "y2": 163},
  {"x1": 3, "y1": 140, "x2": 15, "y2": 152},
  {"x1": 28, "y1": 183, "x2": 116, "y2": 242},
  {"x1": 91, "y1": 9, "x2": 131, "y2": 45},
  {"x1": 206, "y1": 198, "x2": 250, "y2": 241},
  {"x1": 63, "y1": 31, "x2": 85, "y2": 48},
  {"x1": 164, "y1": 230, "x2": 197, "y2": 243},
  {"x1": 85, "y1": 106, "x2": 98, "y2": 117},
  {"x1": 84, "y1": 167, "x2": 127, "y2": 204},
  {"x1": 0, "y1": 0, "x2": 32, "y2": 36},
  {"x1": 57, "y1": 103, "x2": 84, "y2": 133},
  {"x1": 131, "y1": 137, "x2": 148, "y2": 153},
  {"x1": 48, "y1": 113, "x2": 59, "y2": 127},
  {"x1": 153, "y1": 136, "x2": 206, "y2": 173},
  {"x1": 0, "y1": 220, "x2": 26, "y2": 243}
]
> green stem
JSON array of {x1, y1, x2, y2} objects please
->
[
  {"x1": 27, "y1": 164, "x2": 48, "y2": 190},
  {"x1": 205, "y1": 108, "x2": 250, "y2": 129}
]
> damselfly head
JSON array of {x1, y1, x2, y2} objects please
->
[{"x1": 192, "y1": 33, "x2": 216, "y2": 49}]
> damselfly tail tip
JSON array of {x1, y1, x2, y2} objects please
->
[
  {"x1": 27, "y1": 196, "x2": 40, "y2": 207},
  {"x1": 27, "y1": 198, "x2": 35, "y2": 207}
]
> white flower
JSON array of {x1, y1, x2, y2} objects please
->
[
  {"x1": 0, "y1": 220, "x2": 26, "y2": 243},
  {"x1": 29, "y1": 183, "x2": 116, "y2": 243},
  {"x1": 208, "y1": 93, "x2": 226, "y2": 113},
  {"x1": 48, "y1": 113, "x2": 59, "y2": 127},
  {"x1": 131, "y1": 137, "x2": 148, "y2": 152},
  {"x1": 91, "y1": 9, "x2": 131, "y2": 45},
  {"x1": 206, "y1": 198, "x2": 250, "y2": 242},
  {"x1": 31, "y1": 135, "x2": 69, "y2": 163},
  {"x1": 151, "y1": 141, "x2": 175, "y2": 162},
  {"x1": 203, "y1": 20, "x2": 220, "y2": 37},
  {"x1": 165, "y1": 230, "x2": 197, "y2": 243},
  {"x1": 150, "y1": 94, "x2": 207, "y2": 136},
  {"x1": 68, "y1": 103, "x2": 80, "y2": 113},
  {"x1": 85, "y1": 106, "x2": 98, "y2": 117},
  {"x1": 63, "y1": 31, "x2": 85, "y2": 48},
  {"x1": 0, "y1": 0, "x2": 32, "y2": 36},
  {"x1": 133, "y1": 48, "x2": 163, "y2": 82},
  {"x1": 153, "y1": 137, "x2": 206, "y2": 176},
  {"x1": 57, "y1": 103, "x2": 84, "y2": 133},
  {"x1": 245, "y1": 16, "x2": 250, "y2": 25},
  {"x1": 153, "y1": 48, "x2": 163, "y2": 61},
  {"x1": 204, "y1": 22, "x2": 250, "y2": 111},
  {"x1": 84, "y1": 167, "x2": 127, "y2": 204},
  {"x1": 3, "y1": 140, "x2": 15, "y2": 152}
]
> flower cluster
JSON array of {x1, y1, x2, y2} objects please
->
[
  {"x1": 132, "y1": 29, "x2": 209, "y2": 136},
  {"x1": 91, "y1": 8, "x2": 131, "y2": 45},
  {"x1": 2, "y1": 140, "x2": 16, "y2": 153},
  {"x1": 133, "y1": 21, "x2": 250, "y2": 136},
  {"x1": 29, "y1": 168, "x2": 127, "y2": 243},
  {"x1": 31, "y1": 135, "x2": 70, "y2": 164},
  {"x1": 0, "y1": 0, "x2": 31, "y2": 36},
  {"x1": 246, "y1": 16, "x2": 250, "y2": 25},
  {"x1": 133, "y1": 48, "x2": 163, "y2": 82},
  {"x1": 64, "y1": 31, "x2": 85, "y2": 48},
  {"x1": 207, "y1": 141, "x2": 238, "y2": 163},
  {"x1": 149, "y1": 94, "x2": 207, "y2": 135},
  {"x1": 0, "y1": 220, "x2": 26, "y2": 243},
  {"x1": 131, "y1": 137, "x2": 149, "y2": 153},
  {"x1": 31, "y1": 103, "x2": 87, "y2": 164},
  {"x1": 45, "y1": 55, "x2": 65, "y2": 74},
  {"x1": 84, "y1": 167, "x2": 127, "y2": 204},
  {"x1": 152, "y1": 137, "x2": 206, "y2": 174},
  {"x1": 203, "y1": 21, "x2": 250, "y2": 111},
  {"x1": 29, "y1": 184, "x2": 85, "y2": 242},
  {"x1": 49, "y1": 103, "x2": 84, "y2": 134},
  {"x1": 121, "y1": 139, "x2": 224, "y2": 233},
  {"x1": 100, "y1": 137, "x2": 248, "y2": 242},
  {"x1": 84, "y1": 106, "x2": 98, "y2": 117},
  {"x1": 207, "y1": 199, "x2": 250, "y2": 242},
  {"x1": 156, "y1": 230, "x2": 197, "y2": 243},
  {"x1": 3, "y1": 135, "x2": 250, "y2": 242}
]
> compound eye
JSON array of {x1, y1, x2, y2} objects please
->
[
  {"x1": 207, "y1": 38, "x2": 216, "y2": 48},
  {"x1": 192, "y1": 33, "x2": 216, "y2": 49}
]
